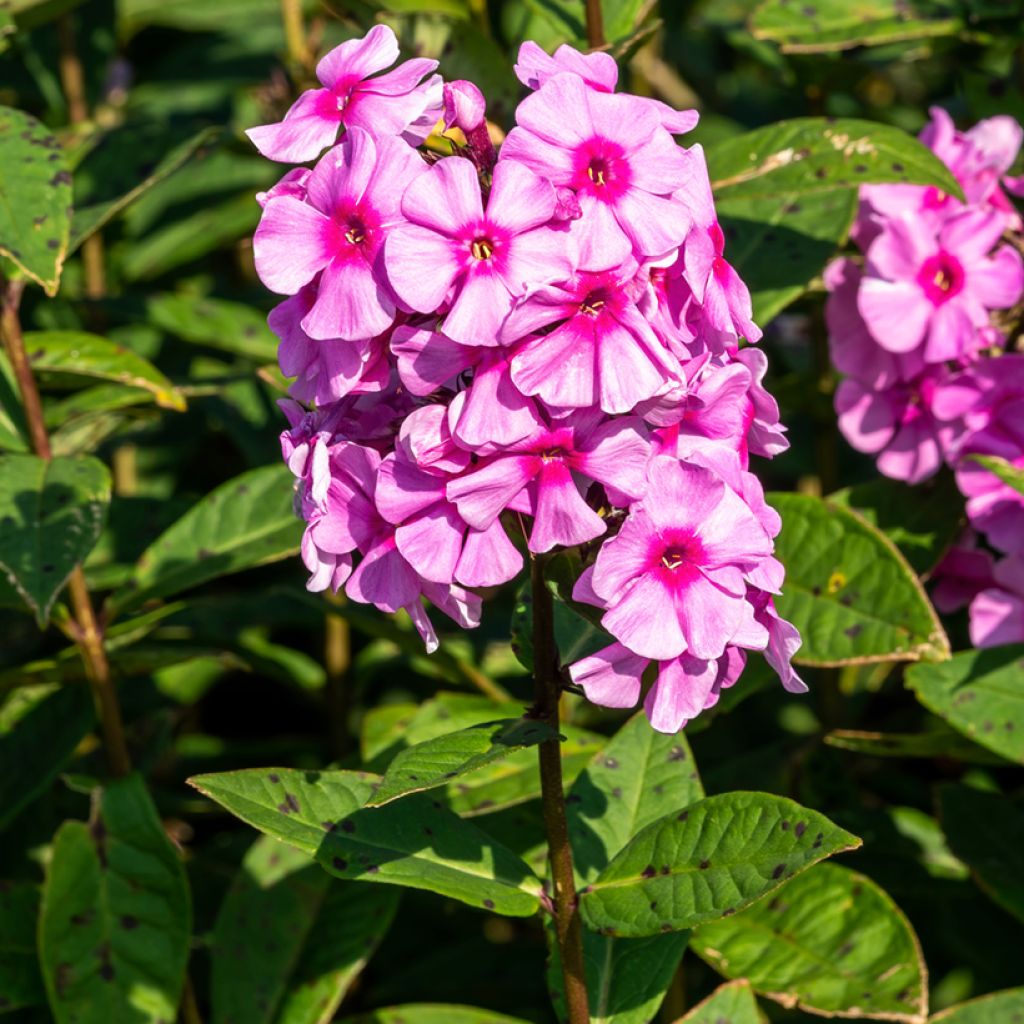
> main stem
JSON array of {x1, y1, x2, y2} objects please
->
[
  {"x1": 584, "y1": 0, "x2": 605, "y2": 50},
  {"x1": 531, "y1": 556, "x2": 590, "y2": 1024},
  {"x1": 0, "y1": 281, "x2": 131, "y2": 778}
]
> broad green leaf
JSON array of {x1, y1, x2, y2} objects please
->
[
  {"x1": 0, "y1": 683, "x2": 95, "y2": 829},
  {"x1": 691, "y1": 864, "x2": 927, "y2": 1022},
  {"x1": 938, "y1": 784, "x2": 1024, "y2": 925},
  {"x1": 107, "y1": 463, "x2": 301, "y2": 617},
  {"x1": 0, "y1": 106, "x2": 71, "y2": 295},
  {"x1": 930, "y1": 989, "x2": 1024, "y2": 1023},
  {"x1": 0, "y1": 454, "x2": 111, "y2": 625},
  {"x1": 823, "y1": 727, "x2": 1002, "y2": 763},
  {"x1": 676, "y1": 980, "x2": 763, "y2": 1023},
  {"x1": 147, "y1": 292, "x2": 278, "y2": 361},
  {"x1": 709, "y1": 118, "x2": 962, "y2": 322},
  {"x1": 579, "y1": 792, "x2": 860, "y2": 937},
  {"x1": 368, "y1": 718, "x2": 559, "y2": 807},
  {"x1": 189, "y1": 768, "x2": 543, "y2": 917},
  {"x1": 0, "y1": 882, "x2": 45, "y2": 1012},
  {"x1": 342, "y1": 1007, "x2": 531, "y2": 1024},
  {"x1": 38, "y1": 774, "x2": 191, "y2": 1024},
  {"x1": 770, "y1": 493, "x2": 949, "y2": 666},
  {"x1": 967, "y1": 454, "x2": 1024, "y2": 497},
  {"x1": 830, "y1": 473, "x2": 964, "y2": 576},
  {"x1": 69, "y1": 128, "x2": 219, "y2": 254},
  {"x1": 22, "y1": 330, "x2": 185, "y2": 411},
  {"x1": 751, "y1": 0, "x2": 962, "y2": 53},
  {"x1": 6, "y1": 0, "x2": 86, "y2": 32},
  {"x1": 906, "y1": 645, "x2": 1024, "y2": 764},
  {"x1": 550, "y1": 716, "x2": 704, "y2": 1024},
  {"x1": 44, "y1": 383, "x2": 160, "y2": 431},
  {"x1": 361, "y1": 703, "x2": 420, "y2": 764},
  {"x1": 211, "y1": 836, "x2": 399, "y2": 1024}
]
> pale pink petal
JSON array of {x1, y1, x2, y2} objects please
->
[
  {"x1": 375, "y1": 454, "x2": 445, "y2": 525},
  {"x1": 971, "y1": 246, "x2": 1024, "y2": 309},
  {"x1": 515, "y1": 72, "x2": 592, "y2": 144},
  {"x1": 569, "y1": 643, "x2": 646, "y2": 709},
  {"x1": 866, "y1": 216, "x2": 936, "y2": 279},
  {"x1": 969, "y1": 587, "x2": 1024, "y2": 647},
  {"x1": 940, "y1": 208, "x2": 1008, "y2": 263},
  {"x1": 316, "y1": 25, "x2": 398, "y2": 87},
  {"x1": 302, "y1": 256, "x2": 394, "y2": 341},
  {"x1": 452, "y1": 356, "x2": 541, "y2": 447},
  {"x1": 447, "y1": 455, "x2": 537, "y2": 529},
  {"x1": 499, "y1": 226, "x2": 577, "y2": 296},
  {"x1": 247, "y1": 90, "x2": 340, "y2": 163},
  {"x1": 675, "y1": 574, "x2": 744, "y2": 660},
  {"x1": 857, "y1": 278, "x2": 932, "y2": 353},
  {"x1": 456, "y1": 520, "x2": 523, "y2": 587},
  {"x1": 601, "y1": 571, "x2": 688, "y2": 660},
  {"x1": 396, "y1": 504, "x2": 465, "y2": 584},
  {"x1": 529, "y1": 460, "x2": 605, "y2": 552},
  {"x1": 385, "y1": 224, "x2": 462, "y2": 313},
  {"x1": 571, "y1": 418, "x2": 650, "y2": 500},
  {"x1": 488, "y1": 159, "x2": 557, "y2": 233},
  {"x1": 511, "y1": 322, "x2": 597, "y2": 409},
  {"x1": 346, "y1": 539, "x2": 421, "y2": 612},
  {"x1": 305, "y1": 128, "x2": 376, "y2": 212},
  {"x1": 835, "y1": 379, "x2": 897, "y2": 455},
  {"x1": 391, "y1": 324, "x2": 475, "y2": 396},
  {"x1": 499, "y1": 127, "x2": 577, "y2": 185},
  {"x1": 644, "y1": 655, "x2": 719, "y2": 733},
  {"x1": 597, "y1": 316, "x2": 677, "y2": 414},
  {"x1": 643, "y1": 458, "x2": 724, "y2": 533},
  {"x1": 402, "y1": 157, "x2": 484, "y2": 234},
  {"x1": 590, "y1": 510, "x2": 656, "y2": 602},
  {"x1": 613, "y1": 189, "x2": 689, "y2": 260},
  {"x1": 443, "y1": 269, "x2": 515, "y2": 345},
  {"x1": 253, "y1": 197, "x2": 333, "y2": 294}
]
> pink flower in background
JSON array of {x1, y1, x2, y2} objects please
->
[
  {"x1": 254, "y1": 127, "x2": 425, "y2": 340},
  {"x1": 248, "y1": 25, "x2": 441, "y2": 162},
  {"x1": 970, "y1": 555, "x2": 1024, "y2": 648},
  {"x1": 858, "y1": 209, "x2": 1023, "y2": 364},
  {"x1": 446, "y1": 411, "x2": 650, "y2": 553},
  {"x1": 502, "y1": 72, "x2": 691, "y2": 264},
  {"x1": 931, "y1": 531, "x2": 996, "y2": 613},
  {"x1": 385, "y1": 157, "x2": 572, "y2": 344}
]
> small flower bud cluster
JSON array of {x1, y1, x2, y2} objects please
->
[
  {"x1": 824, "y1": 107, "x2": 1024, "y2": 647},
  {"x1": 251, "y1": 27, "x2": 805, "y2": 731}
]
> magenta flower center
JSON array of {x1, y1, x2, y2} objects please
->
[
  {"x1": 922, "y1": 186, "x2": 951, "y2": 211},
  {"x1": 917, "y1": 251, "x2": 965, "y2": 305},
  {"x1": 651, "y1": 530, "x2": 705, "y2": 580},
  {"x1": 579, "y1": 289, "x2": 609, "y2": 317},
  {"x1": 573, "y1": 138, "x2": 631, "y2": 200}
]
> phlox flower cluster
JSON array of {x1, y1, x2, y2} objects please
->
[
  {"x1": 251, "y1": 27, "x2": 806, "y2": 732},
  {"x1": 825, "y1": 107, "x2": 1024, "y2": 648}
]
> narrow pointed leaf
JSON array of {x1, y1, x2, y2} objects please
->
[
  {"x1": 675, "y1": 980, "x2": 763, "y2": 1023},
  {"x1": 691, "y1": 863, "x2": 928, "y2": 1022},
  {"x1": 770, "y1": 493, "x2": 949, "y2": 666},
  {"x1": 211, "y1": 836, "x2": 399, "y2": 1024},
  {"x1": 938, "y1": 784, "x2": 1024, "y2": 925},
  {"x1": 930, "y1": 990, "x2": 1024, "y2": 1023},
  {"x1": 579, "y1": 792, "x2": 860, "y2": 937},
  {"x1": 906, "y1": 645, "x2": 1024, "y2": 765},
  {"x1": 0, "y1": 453, "x2": 111, "y2": 626},
  {"x1": 147, "y1": 292, "x2": 278, "y2": 361},
  {"x1": 38, "y1": 774, "x2": 191, "y2": 1024},
  {"x1": 0, "y1": 882, "x2": 45, "y2": 1012},
  {"x1": 22, "y1": 330, "x2": 185, "y2": 410},
  {"x1": 189, "y1": 768, "x2": 543, "y2": 917},
  {"x1": 342, "y1": 1007, "x2": 532, "y2": 1024},
  {"x1": 967, "y1": 455, "x2": 1024, "y2": 497},
  {"x1": 107, "y1": 463, "x2": 301, "y2": 617},
  {"x1": 823, "y1": 728, "x2": 1003, "y2": 763},
  {"x1": 0, "y1": 106, "x2": 71, "y2": 295},
  {"x1": 368, "y1": 718, "x2": 558, "y2": 807}
]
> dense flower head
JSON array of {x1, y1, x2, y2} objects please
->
[
  {"x1": 251, "y1": 30, "x2": 803, "y2": 731},
  {"x1": 826, "y1": 106, "x2": 1024, "y2": 641}
]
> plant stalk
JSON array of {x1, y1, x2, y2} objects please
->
[
  {"x1": 0, "y1": 280, "x2": 131, "y2": 778},
  {"x1": 280, "y1": 0, "x2": 309, "y2": 72},
  {"x1": 584, "y1": 0, "x2": 606, "y2": 50},
  {"x1": 531, "y1": 555, "x2": 590, "y2": 1024}
]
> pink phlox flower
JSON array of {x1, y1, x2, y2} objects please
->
[
  {"x1": 931, "y1": 530, "x2": 996, "y2": 613},
  {"x1": 513, "y1": 41, "x2": 699, "y2": 136},
  {"x1": 256, "y1": 167, "x2": 310, "y2": 208},
  {"x1": 389, "y1": 323, "x2": 540, "y2": 446},
  {"x1": 374, "y1": 406, "x2": 523, "y2": 587},
  {"x1": 501, "y1": 73, "x2": 692, "y2": 265},
  {"x1": 835, "y1": 366, "x2": 964, "y2": 484},
  {"x1": 384, "y1": 156, "x2": 574, "y2": 344},
  {"x1": 734, "y1": 348, "x2": 790, "y2": 459},
  {"x1": 969, "y1": 554, "x2": 1024, "y2": 648},
  {"x1": 578, "y1": 455, "x2": 774, "y2": 662},
  {"x1": 504, "y1": 262, "x2": 684, "y2": 414},
  {"x1": 443, "y1": 80, "x2": 486, "y2": 133},
  {"x1": 675, "y1": 145, "x2": 762, "y2": 348},
  {"x1": 858, "y1": 208, "x2": 1023, "y2": 363},
  {"x1": 446, "y1": 409, "x2": 651, "y2": 553},
  {"x1": 748, "y1": 590, "x2": 807, "y2": 693},
  {"x1": 271, "y1": 286, "x2": 389, "y2": 406},
  {"x1": 247, "y1": 25, "x2": 442, "y2": 163},
  {"x1": 254, "y1": 128, "x2": 427, "y2": 341},
  {"x1": 636, "y1": 255, "x2": 701, "y2": 358}
]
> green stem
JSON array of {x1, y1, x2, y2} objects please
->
[
  {"x1": 531, "y1": 555, "x2": 590, "y2": 1024},
  {"x1": 279, "y1": 0, "x2": 309, "y2": 72}
]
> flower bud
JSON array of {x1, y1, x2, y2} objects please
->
[{"x1": 443, "y1": 80, "x2": 486, "y2": 134}]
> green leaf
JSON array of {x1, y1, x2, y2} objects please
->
[
  {"x1": 906, "y1": 645, "x2": 1024, "y2": 764},
  {"x1": 38, "y1": 774, "x2": 191, "y2": 1024},
  {"x1": 0, "y1": 683, "x2": 95, "y2": 830},
  {"x1": 211, "y1": 836, "x2": 399, "y2": 1024},
  {"x1": 0, "y1": 453, "x2": 111, "y2": 626},
  {"x1": 189, "y1": 768, "x2": 543, "y2": 917},
  {"x1": 830, "y1": 473, "x2": 964, "y2": 576},
  {"x1": 930, "y1": 989, "x2": 1024, "y2": 1023},
  {"x1": 0, "y1": 882, "x2": 45, "y2": 1012},
  {"x1": 0, "y1": 106, "x2": 72, "y2": 295},
  {"x1": 107, "y1": 463, "x2": 301, "y2": 618},
  {"x1": 938, "y1": 784, "x2": 1024, "y2": 926},
  {"x1": 692, "y1": 863, "x2": 927, "y2": 1021},
  {"x1": 708, "y1": 118, "x2": 962, "y2": 322},
  {"x1": 147, "y1": 292, "x2": 278, "y2": 361},
  {"x1": 770, "y1": 492, "x2": 949, "y2": 666},
  {"x1": 22, "y1": 330, "x2": 185, "y2": 411},
  {"x1": 676, "y1": 980, "x2": 763, "y2": 1023},
  {"x1": 751, "y1": 0, "x2": 962, "y2": 53},
  {"x1": 342, "y1": 1007, "x2": 532, "y2": 1024},
  {"x1": 368, "y1": 718, "x2": 559, "y2": 807},
  {"x1": 0, "y1": 352, "x2": 29, "y2": 452},
  {"x1": 579, "y1": 792, "x2": 860, "y2": 938},
  {"x1": 967, "y1": 454, "x2": 1024, "y2": 497},
  {"x1": 824, "y1": 727, "x2": 1003, "y2": 763},
  {"x1": 69, "y1": 128, "x2": 220, "y2": 254}
]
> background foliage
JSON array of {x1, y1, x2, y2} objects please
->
[{"x1": 1, "y1": 0, "x2": 1023, "y2": 1022}]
